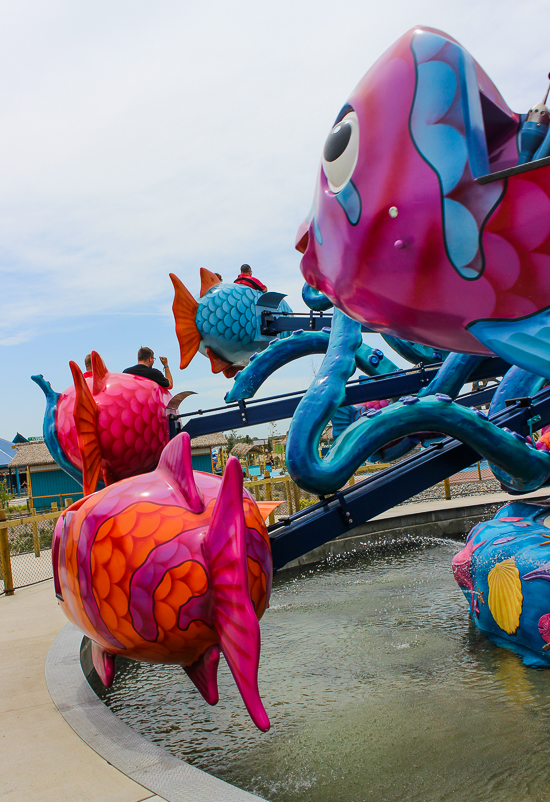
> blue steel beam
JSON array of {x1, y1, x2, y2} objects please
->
[
  {"x1": 176, "y1": 358, "x2": 509, "y2": 439},
  {"x1": 268, "y1": 389, "x2": 550, "y2": 571}
]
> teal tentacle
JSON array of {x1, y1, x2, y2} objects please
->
[
  {"x1": 487, "y1": 366, "x2": 547, "y2": 490},
  {"x1": 31, "y1": 374, "x2": 84, "y2": 487},
  {"x1": 418, "y1": 353, "x2": 485, "y2": 399},
  {"x1": 287, "y1": 393, "x2": 550, "y2": 495},
  {"x1": 489, "y1": 365, "x2": 547, "y2": 416},
  {"x1": 302, "y1": 283, "x2": 333, "y2": 311},
  {"x1": 286, "y1": 320, "x2": 550, "y2": 495},
  {"x1": 381, "y1": 334, "x2": 449, "y2": 365},
  {"x1": 225, "y1": 327, "x2": 397, "y2": 403},
  {"x1": 366, "y1": 353, "x2": 485, "y2": 462},
  {"x1": 355, "y1": 344, "x2": 399, "y2": 376},
  {"x1": 225, "y1": 330, "x2": 332, "y2": 402}
]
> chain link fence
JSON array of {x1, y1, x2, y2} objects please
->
[{"x1": 0, "y1": 511, "x2": 60, "y2": 595}]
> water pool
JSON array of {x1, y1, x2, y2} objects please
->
[{"x1": 91, "y1": 537, "x2": 550, "y2": 802}]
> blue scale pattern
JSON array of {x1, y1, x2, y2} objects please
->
[{"x1": 196, "y1": 285, "x2": 259, "y2": 345}]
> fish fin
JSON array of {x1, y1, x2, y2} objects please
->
[
  {"x1": 256, "y1": 501, "x2": 282, "y2": 521},
  {"x1": 184, "y1": 644, "x2": 220, "y2": 705},
  {"x1": 331, "y1": 405, "x2": 356, "y2": 439},
  {"x1": 204, "y1": 456, "x2": 270, "y2": 732},
  {"x1": 199, "y1": 267, "x2": 222, "y2": 297},
  {"x1": 91, "y1": 641, "x2": 116, "y2": 687},
  {"x1": 102, "y1": 465, "x2": 116, "y2": 487},
  {"x1": 70, "y1": 361, "x2": 102, "y2": 496},
  {"x1": 165, "y1": 390, "x2": 196, "y2": 412},
  {"x1": 223, "y1": 365, "x2": 241, "y2": 379},
  {"x1": 157, "y1": 433, "x2": 204, "y2": 513},
  {"x1": 169, "y1": 273, "x2": 201, "y2": 369},
  {"x1": 206, "y1": 347, "x2": 233, "y2": 375},
  {"x1": 91, "y1": 351, "x2": 108, "y2": 395}
]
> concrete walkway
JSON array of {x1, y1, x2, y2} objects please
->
[
  {"x1": 2, "y1": 485, "x2": 550, "y2": 801},
  {"x1": 0, "y1": 581, "x2": 167, "y2": 802}
]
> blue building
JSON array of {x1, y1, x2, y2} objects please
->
[{"x1": 5, "y1": 432, "x2": 227, "y2": 510}]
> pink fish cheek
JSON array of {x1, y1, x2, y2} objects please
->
[
  {"x1": 462, "y1": 277, "x2": 496, "y2": 323},
  {"x1": 526, "y1": 252, "x2": 550, "y2": 291},
  {"x1": 491, "y1": 293, "x2": 538, "y2": 319},
  {"x1": 482, "y1": 233, "x2": 521, "y2": 291},
  {"x1": 498, "y1": 178, "x2": 550, "y2": 252}
]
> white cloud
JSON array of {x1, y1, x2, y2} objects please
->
[{"x1": 2, "y1": 0, "x2": 550, "y2": 435}]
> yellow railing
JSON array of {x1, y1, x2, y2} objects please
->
[
  {"x1": 0, "y1": 500, "x2": 73, "y2": 596},
  {"x1": 244, "y1": 464, "x2": 391, "y2": 525}
]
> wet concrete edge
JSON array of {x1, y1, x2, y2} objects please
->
[{"x1": 45, "y1": 623, "x2": 265, "y2": 802}]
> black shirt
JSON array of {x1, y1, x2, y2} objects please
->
[{"x1": 123, "y1": 364, "x2": 170, "y2": 387}]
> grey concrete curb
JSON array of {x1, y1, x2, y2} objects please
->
[{"x1": 45, "y1": 623, "x2": 265, "y2": 802}]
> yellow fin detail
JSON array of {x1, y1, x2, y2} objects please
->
[{"x1": 488, "y1": 558, "x2": 523, "y2": 635}]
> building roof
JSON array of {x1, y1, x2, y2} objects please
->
[
  {"x1": 230, "y1": 443, "x2": 264, "y2": 458},
  {"x1": 7, "y1": 432, "x2": 226, "y2": 470},
  {"x1": 9, "y1": 441, "x2": 55, "y2": 468},
  {"x1": 190, "y1": 432, "x2": 227, "y2": 448}
]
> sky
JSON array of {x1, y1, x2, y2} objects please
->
[{"x1": 1, "y1": 0, "x2": 550, "y2": 440}]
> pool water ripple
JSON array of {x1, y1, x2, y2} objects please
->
[{"x1": 91, "y1": 537, "x2": 550, "y2": 802}]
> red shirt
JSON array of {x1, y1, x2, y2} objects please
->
[{"x1": 234, "y1": 273, "x2": 267, "y2": 292}]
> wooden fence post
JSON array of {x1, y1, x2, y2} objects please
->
[
  {"x1": 32, "y1": 513, "x2": 40, "y2": 558},
  {"x1": 0, "y1": 509, "x2": 14, "y2": 596},
  {"x1": 285, "y1": 480, "x2": 293, "y2": 515},
  {"x1": 265, "y1": 480, "x2": 275, "y2": 526},
  {"x1": 443, "y1": 477, "x2": 451, "y2": 500},
  {"x1": 292, "y1": 482, "x2": 300, "y2": 512}
]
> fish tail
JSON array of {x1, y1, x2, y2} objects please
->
[
  {"x1": 204, "y1": 456, "x2": 270, "y2": 731},
  {"x1": 169, "y1": 273, "x2": 201, "y2": 369},
  {"x1": 69, "y1": 361, "x2": 102, "y2": 496}
]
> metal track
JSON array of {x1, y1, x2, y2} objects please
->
[
  {"x1": 268, "y1": 388, "x2": 550, "y2": 571},
  {"x1": 174, "y1": 357, "x2": 509, "y2": 439}
]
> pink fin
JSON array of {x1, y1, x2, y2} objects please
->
[
  {"x1": 204, "y1": 456, "x2": 270, "y2": 732},
  {"x1": 184, "y1": 644, "x2": 220, "y2": 705},
  {"x1": 157, "y1": 433, "x2": 204, "y2": 513},
  {"x1": 91, "y1": 351, "x2": 108, "y2": 395},
  {"x1": 91, "y1": 641, "x2": 116, "y2": 687}
]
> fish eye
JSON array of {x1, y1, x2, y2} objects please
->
[{"x1": 322, "y1": 110, "x2": 360, "y2": 193}]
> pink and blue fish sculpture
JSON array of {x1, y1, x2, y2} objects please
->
[
  {"x1": 52, "y1": 434, "x2": 278, "y2": 731},
  {"x1": 32, "y1": 352, "x2": 189, "y2": 495},
  {"x1": 171, "y1": 268, "x2": 292, "y2": 378},
  {"x1": 453, "y1": 500, "x2": 550, "y2": 667},
  {"x1": 296, "y1": 25, "x2": 550, "y2": 379}
]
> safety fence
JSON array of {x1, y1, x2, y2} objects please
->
[
  {"x1": 0, "y1": 503, "x2": 70, "y2": 596},
  {"x1": 243, "y1": 464, "x2": 391, "y2": 524}
]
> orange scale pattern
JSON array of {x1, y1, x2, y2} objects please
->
[{"x1": 61, "y1": 500, "x2": 217, "y2": 663}]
